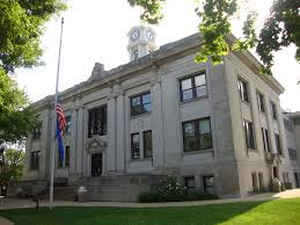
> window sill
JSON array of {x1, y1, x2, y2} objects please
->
[
  {"x1": 130, "y1": 158, "x2": 153, "y2": 162},
  {"x1": 180, "y1": 95, "x2": 208, "y2": 105},
  {"x1": 130, "y1": 111, "x2": 151, "y2": 119},
  {"x1": 183, "y1": 148, "x2": 213, "y2": 155},
  {"x1": 87, "y1": 134, "x2": 107, "y2": 139}
]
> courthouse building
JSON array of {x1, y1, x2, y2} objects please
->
[{"x1": 21, "y1": 26, "x2": 300, "y2": 201}]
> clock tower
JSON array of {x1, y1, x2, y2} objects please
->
[{"x1": 127, "y1": 26, "x2": 157, "y2": 61}]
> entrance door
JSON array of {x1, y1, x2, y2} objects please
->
[
  {"x1": 91, "y1": 153, "x2": 102, "y2": 177},
  {"x1": 273, "y1": 166, "x2": 278, "y2": 178},
  {"x1": 295, "y1": 173, "x2": 299, "y2": 188}
]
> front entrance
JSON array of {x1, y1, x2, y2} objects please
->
[{"x1": 91, "y1": 153, "x2": 102, "y2": 177}]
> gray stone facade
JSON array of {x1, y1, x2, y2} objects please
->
[{"x1": 22, "y1": 30, "x2": 300, "y2": 200}]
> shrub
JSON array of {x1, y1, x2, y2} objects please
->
[
  {"x1": 138, "y1": 191, "x2": 162, "y2": 203},
  {"x1": 138, "y1": 176, "x2": 218, "y2": 203}
]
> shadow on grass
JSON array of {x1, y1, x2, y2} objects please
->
[{"x1": 1, "y1": 199, "x2": 300, "y2": 225}]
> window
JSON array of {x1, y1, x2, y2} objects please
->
[
  {"x1": 32, "y1": 117, "x2": 42, "y2": 139},
  {"x1": 258, "y1": 172, "x2": 264, "y2": 192},
  {"x1": 130, "y1": 92, "x2": 151, "y2": 116},
  {"x1": 271, "y1": 102, "x2": 277, "y2": 120},
  {"x1": 179, "y1": 72, "x2": 207, "y2": 102},
  {"x1": 203, "y1": 175, "x2": 215, "y2": 193},
  {"x1": 243, "y1": 120, "x2": 256, "y2": 149},
  {"x1": 65, "y1": 146, "x2": 70, "y2": 167},
  {"x1": 88, "y1": 105, "x2": 107, "y2": 138},
  {"x1": 30, "y1": 151, "x2": 40, "y2": 170},
  {"x1": 284, "y1": 118, "x2": 294, "y2": 132},
  {"x1": 182, "y1": 118, "x2": 212, "y2": 152},
  {"x1": 238, "y1": 78, "x2": 249, "y2": 102},
  {"x1": 257, "y1": 92, "x2": 265, "y2": 112},
  {"x1": 32, "y1": 123, "x2": 42, "y2": 139},
  {"x1": 184, "y1": 176, "x2": 196, "y2": 190},
  {"x1": 274, "y1": 133, "x2": 282, "y2": 154},
  {"x1": 65, "y1": 116, "x2": 71, "y2": 135},
  {"x1": 288, "y1": 148, "x2": 297, "y2": 160},
  {"x1": 261, "y1": 127, "x2": 271, "y2": 152},
  {"x1": 294, "y1": 118, "x2": 300, "y2": 125},
  {"x1": 251, "y1": 172, "x2": 258, "y2": 192},
  {"x1": 282, "y1": 172, "x2": 289, "y2": 184},
  {"x1": 143, "y1": 131, "x2": 153, "y2": 158},
  {"x1": 131, "y1": 133, "x2": 140, "y2": 159}
]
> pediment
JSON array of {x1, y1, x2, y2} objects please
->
[{"x1": 86, "y1": 136, "x2": 107, "y2": 153}]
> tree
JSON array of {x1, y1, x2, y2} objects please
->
[
  {"x1": 128, "y1": 0, "x2": 299, "y2": 75},
  {"x1": 0, "y1": 148, "x2": 25, "y2": 195},
  {"x1": 0, "y1": 69, "x2": 37, "y2": 143},
  {"x1": 0, "y1": 0, "x2": 66, "y2": 73},
  {"x1": 0, "y1": 0, "x2": 66, "y2": 144}
]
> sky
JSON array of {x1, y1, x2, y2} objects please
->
[{"x1": 15, "y1": 0, "x2": 300, "y2": 111}]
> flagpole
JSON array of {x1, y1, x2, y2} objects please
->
[{"x1": 49, "y1": 17, "x2": 64, "y2": 210}]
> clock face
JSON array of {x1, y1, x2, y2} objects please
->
[
  {"x1": 146, "y1": 31, "x2": 153, "y2": 41},
  {"x1": 131, "y1": 29, "x2": 140, "y2": 41}
]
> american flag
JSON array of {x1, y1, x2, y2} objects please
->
[{"x1": 56, "y1": 104, "x2": 67, "y2": 132}]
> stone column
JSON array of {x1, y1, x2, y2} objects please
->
[
  {"x1": 82, "y1": 109, "x2": 89, "y2": 177},
  {"x1": 151, "y1": 69, "x2": 165, "y2": 169},
  {"x1": 76, "y1": 105, "x2": 85, "y2": 176},
  {"x1": 248, "y1": 82, "x2": 263, "y2": 155},
  {"x1": 115, "y1": 84, "x2": 126, "y2": 173},
  {"x1": 70, "y1": 107, "x2": 78, "y2": 176},
  {"x1": 107, "y1": 91, "x2": 117, "y2": 173},
  {"x1": 264, "y1": 96, "x2": 276, "y2": 154}
]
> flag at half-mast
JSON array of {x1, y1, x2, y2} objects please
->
[{"x1": 56, "y1": 103, "x2": 66, "y2": 161}]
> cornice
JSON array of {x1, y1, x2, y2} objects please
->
[{"x1": 31, "y1": 32, "x2": 285, "y2": 109}]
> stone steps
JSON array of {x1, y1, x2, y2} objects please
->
[{"x1": 79, "y1": 175, "x2": 164, "y2": 202}]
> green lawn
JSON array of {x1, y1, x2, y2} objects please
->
[{"x1": 1, "y1": 198, "x2": 300, "y2": 225}]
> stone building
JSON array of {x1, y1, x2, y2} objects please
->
[{"x1": 21, "y1": 26, "x2": 300, "y2": 201}]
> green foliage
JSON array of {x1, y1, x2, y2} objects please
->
[
  {"x1": 2, "y1": 199, "x2": 300, "y2": 225},
  {"x1": 155, "y1": 176, "x2": 185, "y2": 196},
  {"x1": 128, "y1": 0, "x2": 299, "y2": 75},
  {"x1": 256, "y1": 0, "x2": 300, "y2": 74},
  {"x1": 0, "y1": 0, "x2": 66, "y2": 73},
  {"x1": 0, "y1": 148, "x2": 25, "y2": 186},
  {"x1": 233, "y1": 11, "x2": 258, "y2": 51},
  {"x1": 0, "y1": 0, "x2": 66, "y2": 143},
  {"x1": 0, "y1": 68, "x2": 38, "y2": 143},
  {"x1": 195, "y1": 0, "x2": 237, "y2": 65},
  {"x1": 127, "y1": 0, "x2": 165, "y2": 24},
  {"x1": 138, "y1": 176, "x2": 218, "y2": 202}
]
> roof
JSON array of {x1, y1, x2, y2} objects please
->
[{"x1": 30, "y1": 32, "x2": 285, "y2": 110}]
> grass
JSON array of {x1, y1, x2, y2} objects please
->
[{"x1": 1, "y1": 198, "x2": 300, "y2": 225}]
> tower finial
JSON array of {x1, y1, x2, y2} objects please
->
[{"x1": 127, "y1": 26, "x2": 157, "y2": 61}]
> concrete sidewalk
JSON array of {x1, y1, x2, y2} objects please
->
[
  {"x1": 0, "y1": 216, "x2": 14, "y2": 225},
  {"x1": 0, "y1": 189, "x2": 300, "y2": 210}
]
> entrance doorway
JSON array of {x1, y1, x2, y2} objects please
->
[
  {"x1": 295, "y1": 173, "x2": 300, "y2": 188},
  {"x1": 273, "y1": 166, "x2": 278, "y2": 178},
  {"x1": 91, "y1": 153, "x2": 102, "y2": 177}
]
